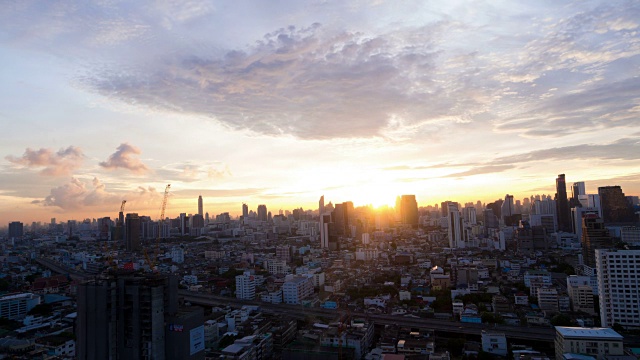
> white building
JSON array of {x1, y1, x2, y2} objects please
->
[
  {"x1": 235, "y1": 272, "x2": 256, "y2": 300},
  {"x1": 170, "y1": 246, "x2": 184, "y2": 264},
  {"x1": 537, "y1": 287, "x2": 559, "y2": 313},
  {"x1": 0, "y1": 293, "x2": 40, "y2": 320},
  {"x1": 447, "y1": 203, "x2": 463, "y2": 248},
  {"x1": 481, "y1": 331, "x2": 507, "y2": 356},
  {"x1": 283, "y1": 276, "x2": 314, "y2": 304},
  {"x1": 596, "y1": 249, "x2": 640, "y2": 329},
  {"x1": 566, "y1": 276, "x2": 595, "y2": 314},
  {"x1": 554, "y1": 326, "x2": 623, "y2": 360}
]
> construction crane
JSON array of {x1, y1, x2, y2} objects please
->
[
  {"x1": 143, "y1": 184, "x2": 170, "y2": 271},
  {"x1": 156, "y1": 184, "x2": 171, "y2": 255}
]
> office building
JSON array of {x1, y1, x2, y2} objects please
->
[
  {"x1": 554, "y1": 327, "x2": 623, "y2": 360},
  {"x1": 197, "y1": 195, "x2": 203, "y2": 216},
  {"x1": 320, "y1": 214, "x2": 331, "y2": 249},
  {"x1": 179, "y1": 213, "x2": 189, "y2": 236},
  {"x1": 76, "y1": 274, "x2": 202, "y2": 360},
  {"x1": 598, "y1": 186, "x2": 636, "y2": 223},
  {"x1": 8, "y1": 221, "x2": 24, "y2": 239},
  {"x1": 596, "y1": 249, "x2": 640, "y2": 329},
  {"x1": 399, "y1": 194, "x2": 419, "y2": 227},
  {"x1": 581, "y1": 216, "x2": 612, "y2": 268},
  {"x1": 555, "y1": 174, "x2": 572, "y2": 232},
  {"x1": 125, "y1": 213, "x2": 141, "y2": 252},
  {"x1": 571, "y1": 207, "x2": 599, "y2": 240},
  {"x1": 257, "y1": 204, "x2": 268, "y2": 222},
  {"x1": 235, "y1": 272, "x2": 256, "y2": 300},
  {"x1": 571, "y1": 182, "x2": 586, "y2": 202}
]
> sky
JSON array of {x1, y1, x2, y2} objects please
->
[{"x1": 1, "y1": 0, "x2": 639, "y2": 224}]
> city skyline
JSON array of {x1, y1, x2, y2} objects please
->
[{"x1": 1, "y1": 1, "x2": 640, "y2": 224}]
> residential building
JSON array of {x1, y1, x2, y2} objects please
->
[
  {"x1": 538, "y1": 287, "x2": 559, "y2": 313},
  {"x1": 283, "y1": 276, "x2": 314, "y2": 304},
  {"x1": 596, "y1": 249, "x2": 640, "y2": 329},
  {"x1": 236, "y1": 272, "x2": 256, "y2": 300}
]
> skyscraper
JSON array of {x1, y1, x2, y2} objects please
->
[
  {"x1": 8, "y1": 221, "x2": 23, "y2": 239},
  {"x1": 319, "y1": 195, "x2": 325, "y2": 215},
  {"x1": 555, "y1": 174, "x2": 572, "y2": 232},
  {"x1": 572, "y1": 182, "x2": 586, "y2": 202},
  {"x1": 257, "y1": 204, "x2": 268, "y2": 222},
  {"x1": 125, "y1": 213, "x2": 141, "y2": 252},
  {"x1": 197, "y1": 195, "x2": 203, "y2": 216},
  {"x1": 447, "y1": 203, "x2": 462, "y2": 248},
  {"x1": 399, "y1": 195, "x2": 419, "y2": 227},
  {"x1": 598, "y1": 186, "x2": 636, "y2": 223}
]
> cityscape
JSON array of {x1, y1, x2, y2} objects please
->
[{"x1": 1, "y1": 1, "x2": 640, "y2": 360}]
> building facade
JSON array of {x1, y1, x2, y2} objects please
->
[{"x1": 596, "y1": 249, "x2": 640, "y2": 329}]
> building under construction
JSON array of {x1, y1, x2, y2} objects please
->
[{"x1": 76, "y1": 271, "x2": 204, "y2": 360}]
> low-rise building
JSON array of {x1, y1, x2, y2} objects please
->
[
  {"x1": 554, "y1": 327, "x2": 623, "y2": 360},
  {"x1": 481, "y1": 331, "x2": 507, "y2": 357}
]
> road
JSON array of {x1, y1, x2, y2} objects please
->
[{"x1": 180, "y1": 291, "x2": 556, "y2": 343}]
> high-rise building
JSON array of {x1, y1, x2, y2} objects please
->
[
  {"x1": 197, "y1": 195, "x2": 203, "y2": 216},
  {"x1": 76, "y1": 274, "x2": 203, "y2": 360},
  {"x1": 581, "y1": 215, "x2": 613, "y2": 268},
  {"x1": 399, "y1": 195, "x2": 419, "y2": 227},
  {"x1": 125, "y1": 213, "x2": 141, "y2": 252},
  {"x1": 235, "y1": 271, "x2": 256, "y2": 300},
  {"x1": 257, "y1": 205, "x2": 268, "y2": 222},
  {"x1": 179, "y1": 213, "x2": 189, "y2": 236},
  {"x1": 320, "y1": 214, "x2": 331, "y2": 249},
  {"x1": 598, "y1": 186, "x2": 636, "y2": 224},
  {"x1": 447, "y1": 203, "x2": 462, "y2": 248},
  {"x1": 572, "y1": 182, "x2": 586, "y2": 202},
  {"x1": 596, "y1": 249, "x2": 640, "y2": 329},
  {"x1": 319, "y1": 195, "x2": 325, "y2": 216},
  {"x1": 463, "y1": 205, "x2": 477, "y2": 225},
  {"x1": 555, "y1": 174, "x2": 572, "y2": 232},
  {"x1": 8, "y1": 221, "x2": 24, "y2": 239},
  {"x1": 242, "y1": 203, "x2": 249, "y2": 219}
]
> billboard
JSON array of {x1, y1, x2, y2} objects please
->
[{"x1": 190, "y1": 325, "x2": 205, "y2": 355}]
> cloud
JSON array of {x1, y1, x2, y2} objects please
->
[
  {"x1": 33, "y1": 177, "x2": 160, "y2": 210},
  {"x1": 84, "y1": 22, "x2": 497, "y2": 139},
  {"x1": 156, "y1": 163, "x2": 232, "y2": 183},
  {"x1": 441, "y1": 165, "x2": 516, "y2": 178},
  {"x1": 493, "y1": 137, "x2": 640, "y2": 165},
  {"x1": 99, "y1": 143, "x2": 149, "y2": 173},
  {"x1": 33, "y1": 177, "x2": 118, "y2": 210},
  {"x1": 5, "y1": 146, "x2": 84, "y2": 176}
]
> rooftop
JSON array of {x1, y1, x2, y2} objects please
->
[{"x1": 555, "y1": 327, "x2": 623, "y2": 340}]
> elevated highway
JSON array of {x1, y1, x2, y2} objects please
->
[{"x1": 180, "y1": 290, "x2": 556, "y2": 343}]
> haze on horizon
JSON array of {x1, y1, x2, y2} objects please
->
[{"x1": 1, "y1": 0, "x2": 639, "y2": 224}]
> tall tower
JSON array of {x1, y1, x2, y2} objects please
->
[
  {"x1": 447, "y1": 203, "x2": 462, "y2": 248},
  {"x1": 400, "y1": 195, "x2": 419, "y2": 227},
  {"x1": 125, "y1": 213, "x2": 141, "y2": 252},
  {"x1": 555, "y1": 174, "x2": 571, "y2": 232},
  {"x1": 197, "y1": 195, "x2": 203, "y2": 217},
  {"x1": 319, "y1": 195, "x2": 325, "y2": 215},
  {"x1": 257, "y1": 205, "x2": 268, "y2": 222}
]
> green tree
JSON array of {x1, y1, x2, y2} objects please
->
[
  {"x1": 550, "y1": 313, "x2": 573, "y2": 326},
  {"x1": 447, "y1": 338, "x2": 465, "y2": 356}
]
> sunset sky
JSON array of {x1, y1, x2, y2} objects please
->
[{"x1": 1, "y1": 0, "x2": 639, "y2": 224}]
